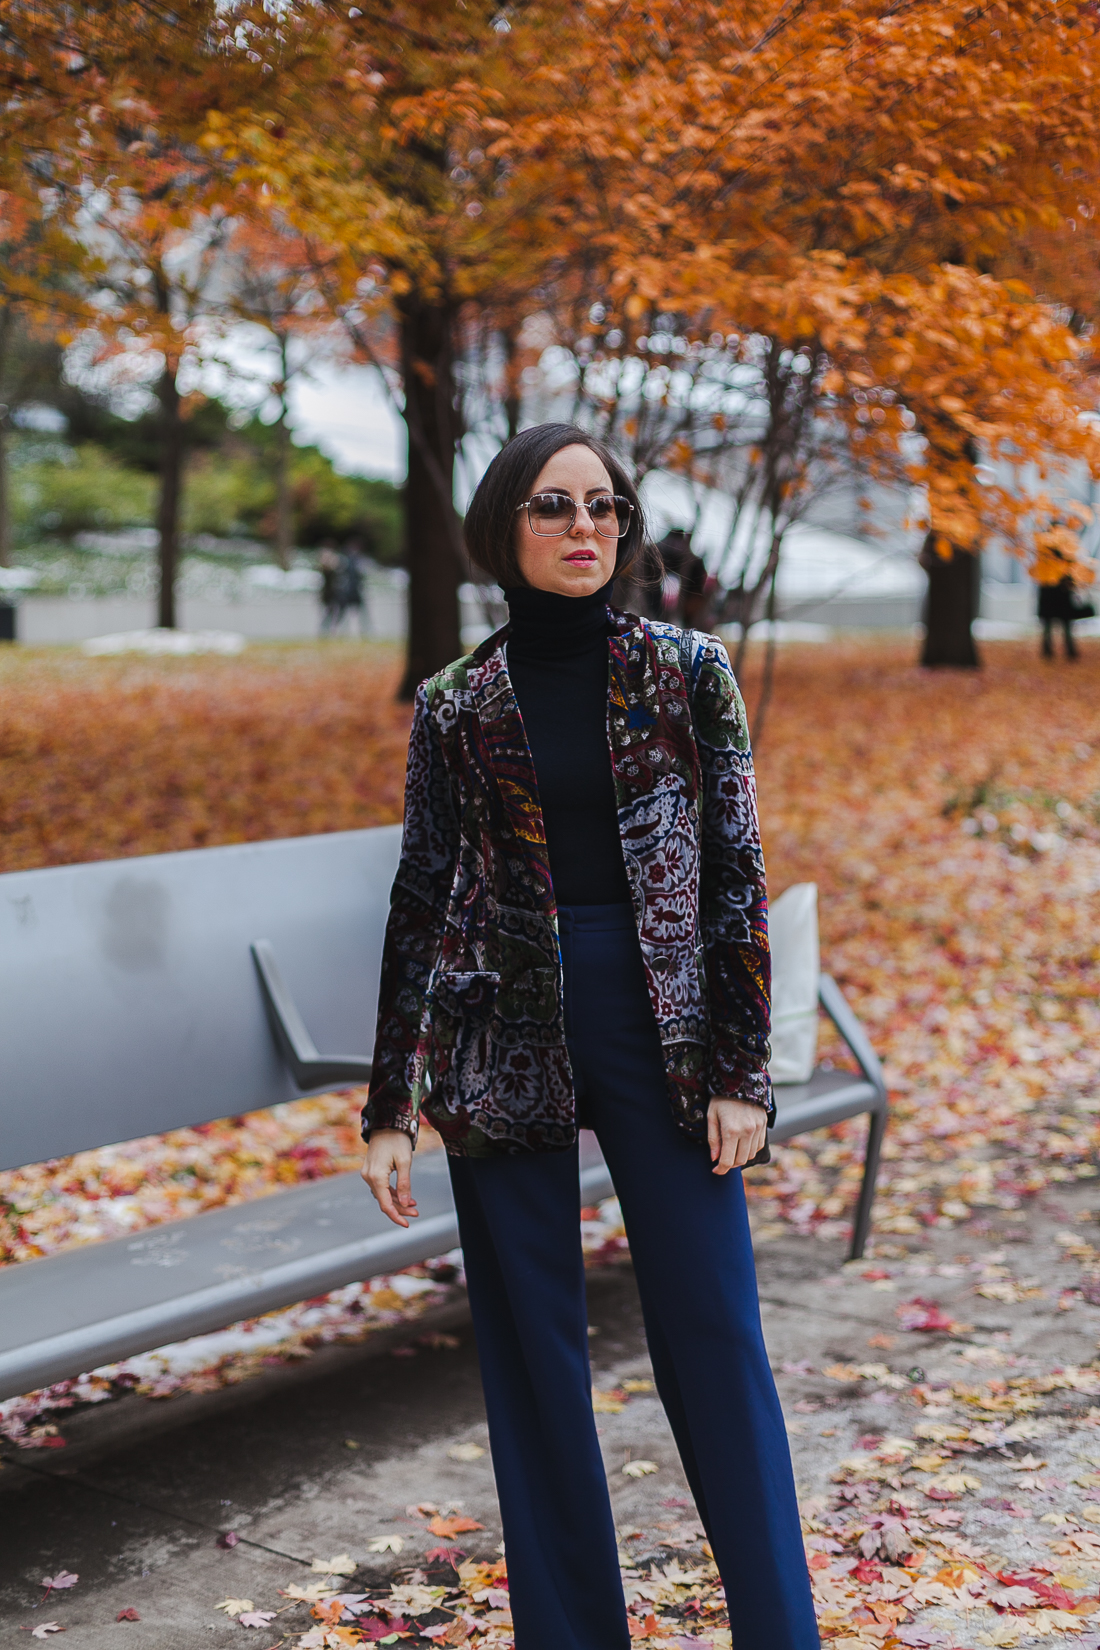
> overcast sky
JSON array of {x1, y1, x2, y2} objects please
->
[{"x1": 288, "y1": 360, "x2": 406, "y2": 482}]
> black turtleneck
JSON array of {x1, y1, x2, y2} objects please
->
[{"x1": 505, "y1": 585, "x2": 632, "y2": 907}]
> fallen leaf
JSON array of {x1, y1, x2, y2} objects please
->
[
  {"x1": 216, "y1": 1531, "x2": 240, "y2": 1549},
  {"x1": 30, "y1": 1626, "x2": 63, "y2": 1640},
  {"x1": 283, "y1": 1583, "x2": 336, "y2": 1603},
  {"x1": 447, "y1": 1444, "x2": 485, "y2": 1462},
  {"x1": 622, "y1": 1460, "x2": 659, "y2": 1478},
  {"x1": 216, "y1": 1598, "x2": 255, "y2": 1616},
  {"x1": 115, "y1": 1608, "x2": 140, "y2": 1622},
  {"x1": 366, "y1": 1535, "x2": 405, "y2": 1554},
  {"x1": 40, "y1": 1574, "x2": 78, "y2": 1592},
  {"x1": 976, "y1": 1626, "x2": 1024, "y2": 1648},
  {"x1": 311, "y1": 1555, "x2": 358, "y2": 1575},
  {"x1": 931, "y1": 1471, "x2": 982, "y2": 1494},
  {"x1": 592, "y1": 1388, "x2": 626, "y2": 1413},
  {"x1": 621, "y1": 1379, "x2": 655, "y2": 1393},
  {"x1": 427, "y1": 1516, "x2": 484, "y2": 1538},
  {"x1": 238, "y1": 1611, "x2": 277, "y2": 1628}
]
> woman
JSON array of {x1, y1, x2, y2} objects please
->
[{"x1": 362, "y1": 423, "x2": 819, "y2": 1650}]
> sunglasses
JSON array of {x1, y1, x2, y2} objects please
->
[{"x1": 515, "y1": 491, "x2": 634, "y2": 538}]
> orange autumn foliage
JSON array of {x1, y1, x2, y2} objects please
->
[{"x1": 0, "y1": 644, "x2": 412, "y2": 874}]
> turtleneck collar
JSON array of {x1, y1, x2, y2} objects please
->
[{"x1": 504, "y1": 583, "x2": 611, "y2": 661}]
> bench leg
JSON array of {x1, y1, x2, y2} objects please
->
[{"x1": 848, "y1": 1105, "x2": 887, "y2": 1262}]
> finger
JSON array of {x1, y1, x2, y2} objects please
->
[
  {"x1": 365, "y1": 1163, "x2": 410, "y2": 1227},
  {"x1": 373, "y1": 1174, "x2": 410, "y2": 1228},
  {"x1": 714, "y1": 1124, "x2": 742, "y2": 1175},
  {"x1": 707, "y1": 1104, "x2": 722, "y2": 1162},
  {"x1": 394, "y1": 1162, "x2": 419, "y2": 1216}
]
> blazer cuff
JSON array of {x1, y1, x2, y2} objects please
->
[
  {"x1": 361, "y1": 1091, "x2": 420, "y2": 1147},
  {"x1": 708, "y1": 1062, "x2": 775, "y2": 1125}
]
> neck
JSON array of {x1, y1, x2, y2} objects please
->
[{"x1": 505, "y1": 583, "x2": 611, "y2": 661}]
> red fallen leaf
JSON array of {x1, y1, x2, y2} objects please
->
[
  {"x1": 116, "y1": 1609, "x2": 140, "y2": 1622},
  {"x1": 216, "y1": 1531, "x2": 240, "y2": 1549},
  {"x1": 427, "y1": 1515, "x2": 484, "y2": 1538},
  {"x1": 852, "y1": 1560, "x2": 884, "y2": 1584},
  {"x1": 357, "y1": 1615, "x2": 411, "y2": 1640},
  {"x1": 425, "y1": 1546, "x2": 466, "y2": 1565},
  {"x1": 925, "y1": 1487, "x2": 961, "y2": 1501},
  {"x1": 628, "y1": 1615, "x2": 659, "y2": 1640},
  {"x1": 897, "y1": 1297, "x2": 959, "y2": 1333},
  {"x1": 807, "y1": 1553, "x2": 832, "y2": 1571},
  {"x1": 861, "y1": 1269, "x2": 892, "y2": 1281}
]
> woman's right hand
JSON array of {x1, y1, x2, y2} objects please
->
[{"x1": 361, "y1": 1128, "x2": 418, "y2": 1227}]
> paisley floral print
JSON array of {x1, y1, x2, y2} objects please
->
[{"x1": 364, "y1": 607, "x2": 772, "y2": 1158}]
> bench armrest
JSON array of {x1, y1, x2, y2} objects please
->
[
  {"x1": 252, "y1": 940, "x2": 373, "y2": 1091},
  {"x1": 817, "y1": 973, "x2": 888, "y2": 1107}
]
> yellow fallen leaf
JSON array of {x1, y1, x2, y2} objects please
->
[
  {"x1": 367, "y1": 1535, "x2": 405, "y2": 1554},
  {"x1": 929, "y1": 1472, "x2": 981, "y2": 1494},
  {"x1": 282, "y1": 1582, "x2": 335, "y2": 1602},
  {"x1": 621, "y1": 1379, "x2": 654, "y2": 1393},
  {"x1": 215, "y1": 1598, "x2": 254, "y2": 1617},
  {"x1": 976, "y1": 1624, "x2": 1024, "y2": 1648},
  {"x1": 448, "y1": 1443, "x2": 486, "y2": 1462},
  {"x1": 592, "y1": 1389, "x2": 626, "y2": 1413},
  {"x1": 310, "y1": 1554, "x2": 357, "y2": 1576},
  {"x1": 622, "y1": 1460, "x2": 659, "y2": 1477}
]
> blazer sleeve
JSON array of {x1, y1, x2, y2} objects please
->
[
  {"x1": 688, "y1": 634, "x2": 774, "y2": 1121},
  {"x1": 363, "y1": 683, "x2": 460, "y2": 1145}
]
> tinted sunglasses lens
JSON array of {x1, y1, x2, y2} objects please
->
[
  {"x1": 528, "y1": 493, "x2": 574, "y2": 533},
  {"x1": 591, "y1": 495, "x2": 632, "y2": 537}
]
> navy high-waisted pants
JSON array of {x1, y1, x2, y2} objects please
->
[{"x1": 447, "y1": 903, "x2": 820, "y2": 1650}]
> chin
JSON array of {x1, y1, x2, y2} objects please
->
[{"x1": 555, "y1": 563, "x2": 608, "y2": 594}]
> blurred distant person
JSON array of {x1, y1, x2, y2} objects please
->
[
  {"x1": 319, "y1": 544, "x2": 341, "y2": 635},
  {"x1": 649, "y1": 527, "x2": 711, "y2": 627},
  {"x1": 1033, "y1": 522, "x2": 1095, "y2": 661},
  {"x1": 338, "y1": 538, "x2": 368, "y2": 637}
]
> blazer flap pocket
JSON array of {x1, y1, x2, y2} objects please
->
[{"x1": 430, "y1": 971, "x2": 501, "y2": 1019}]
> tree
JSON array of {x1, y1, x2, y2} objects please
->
[
  {"x1": 0, "y1": 1, "x2": 316, "y2": 623},
  {"x1": 206, "y1": 1, "x2": 564, "y2": 695},
  {"x1": 0, "y1": 183, "x2": 88, "y2": 565},
  {"x1": 492, "y1": 0, "x2": 1100, "y2": 669},
  {"x1": 209, "y1": 217, "x2": 339, "y2": 567}
]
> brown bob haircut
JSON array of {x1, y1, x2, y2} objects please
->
[{"x1": 464, "y1": 423, "x2": 646, "y2": 588}]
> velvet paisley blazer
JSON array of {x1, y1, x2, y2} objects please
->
[{"x1": 364, "y1": 608, "x2": 772, "y2": 1158}]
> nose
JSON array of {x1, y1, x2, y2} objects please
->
[{"x1": 570, "y1": 502, "x2": 597, "y2": 532}]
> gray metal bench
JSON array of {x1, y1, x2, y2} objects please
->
[{"x1": 0, "y1": 826, "x2": 887, "y2": 1404}]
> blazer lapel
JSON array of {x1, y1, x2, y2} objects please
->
[{"x1": 467, "y1": 633, "x2": 554, "y2": 908}]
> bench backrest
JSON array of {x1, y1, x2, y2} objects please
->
[{"x1": 0, "y1": 827, "x2": 402, "y2": 1172}]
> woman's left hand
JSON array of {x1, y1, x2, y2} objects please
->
[{"x1": 707, "y1": 1098, "x2": 768, "y2": 1173}]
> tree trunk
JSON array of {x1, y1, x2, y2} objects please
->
[
  {"x1": 0, "y1": 305, "x2": 11, "y2": 567},
  {"x1": 397, "y1": 294, "x2": 462, "y2": 701},
  {"x1": 275, "y1": 407, "x2": 292, "y2": 570},
  {"x1": 156, "y1": 362, "x2": 184, "y2": 629},
  {"x1": 501, "y1": 324, "x2": 521, "y2": 442},
  {"x1": 0, "y1": 415, "x2": 10, "y2": 569},
  {"x1": 920, "y1": 536, "x2": 981, "y2": 668}
]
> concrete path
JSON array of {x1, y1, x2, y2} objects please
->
[{"x1": 3, "y1": 1184, "x2": 1099, "y2": 1647}]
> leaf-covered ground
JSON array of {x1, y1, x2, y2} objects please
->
[
  {"x1": 0, "y1": 641, "x2": 412, "y2": 871},
  {"x1": 2, "y1": 635, "x2": 1100, "y2": 1647}
]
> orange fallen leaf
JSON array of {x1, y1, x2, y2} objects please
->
[{"x1": 428, "y1": 1515, "x2": 485, "y2": 1538}]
